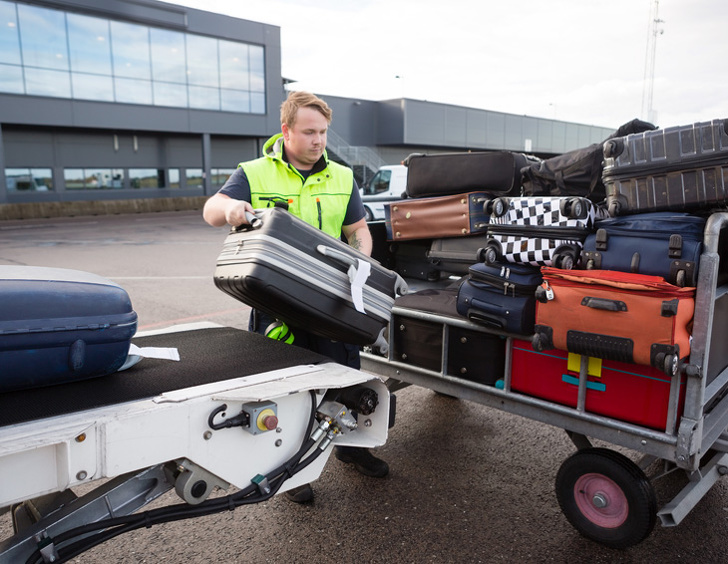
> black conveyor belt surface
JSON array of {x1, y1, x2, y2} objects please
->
[{"x1": 0, "y1": 327, "x2": 327, "y2": 428}]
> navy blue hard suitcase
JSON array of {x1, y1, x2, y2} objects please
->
[
  {"x1": 456, "y1": 261, "x2": 543, "y2": 335},
  {"x1": 582, "y1": 212, "x2": 705, "y2": 287},
  {"x1": 0, "y1": 266, "x2": 138, "y2": 392}
]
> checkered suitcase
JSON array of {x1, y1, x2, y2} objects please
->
[{"x1": 480, "y1": 196, "x2": 606, "y2": 269}]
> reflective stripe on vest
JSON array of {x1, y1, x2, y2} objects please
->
[{"x1": 241, "y1": 135, "x2": 352, "y2": 238}]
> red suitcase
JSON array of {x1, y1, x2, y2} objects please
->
[
  {"x1": 532, "y1": 267, "x2": 695, "y2": 375},
  {"x1": 510, "y1": 340, "x2": 686, "y2": 431}
]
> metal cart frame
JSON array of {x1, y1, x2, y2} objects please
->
[{"x1": 361, "y1": 212, "x2": 728, "y2": 547}]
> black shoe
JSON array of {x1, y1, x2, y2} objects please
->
[
  {"x1": 284, "y1": 483, "x2": 314, "y2": 503},
  {"x1": 335, "y1": 447, "x2": 389, "y2": 478}
]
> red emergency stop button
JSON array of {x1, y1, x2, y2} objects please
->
[{"x1": 256, "y1": 408, "x2": 278, "y2": 431}]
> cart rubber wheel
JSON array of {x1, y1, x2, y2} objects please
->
[{"x1": 555, "y1": 447, "x2": 656, "y2": 549}]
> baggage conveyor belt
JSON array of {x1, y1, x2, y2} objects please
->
[
  {"x1": 0, "y1": 326, "x2": 391, "y2": 563},
  {"x1": 0, "y1": 327, "x2": 326, "y2": 428}
]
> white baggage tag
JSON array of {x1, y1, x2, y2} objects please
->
[{"x1": 348, "y1": 259, "x2": 371, "y2": 314}]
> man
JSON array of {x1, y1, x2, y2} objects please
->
[{"x1": 203, "y1": 91, "x2": 389, "y2": 503}]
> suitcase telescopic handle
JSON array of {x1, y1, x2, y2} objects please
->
[
  {"x1": 244, "y1": 211, "x2": 262, "y2": 229},
  {"x1": 580, "y1": 297, "x2": 628, "y2": 312}
]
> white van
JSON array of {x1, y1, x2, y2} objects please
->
[{"x1": 360, "y1": 164, "x2": 407, "y2": 221}]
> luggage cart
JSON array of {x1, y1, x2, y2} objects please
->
[{"x1": 361, "y1": 212, "x2": 728, "y2": 548}]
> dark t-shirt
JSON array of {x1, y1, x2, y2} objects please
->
[{"x1": 219, "y1": 166, "x2": 366, "y2": 227}]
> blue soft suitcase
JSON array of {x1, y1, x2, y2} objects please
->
[
  {"x1": 0, "y1": 266, "x2": 138, "y2": 392},
  {"x1": 456, "y1": 261, "x2": 543, "y2": 335},
  {"x1": 582, "y1": 212, "x2": 705, "y2": 287}
]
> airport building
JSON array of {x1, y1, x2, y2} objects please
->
[{"x1": 0, "y1": 0, "x2": 614, "y2": 219}]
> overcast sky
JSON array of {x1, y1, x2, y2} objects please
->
[{"x1": 173, "y1": 0, "x2": 726, "y2": 130}]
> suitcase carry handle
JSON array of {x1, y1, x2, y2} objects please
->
[
  {"x1": 316, "y1": 244, "x2": 408, "y2": 297},
  {"x1": 580, "y1": 296, "x2": 628, "y2": 312},
  {"x1": 467, "y1": 311, "x2": 505, "y2": 329},
  {"x1": 317, "y1": 244, "x2": 359, "y2": 269}
]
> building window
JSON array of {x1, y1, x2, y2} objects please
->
[
  {"x1": 185, "y1": 168, "x2": 203, "y2": 188},
  {"x1": 110, "y1": 21, "x2": 151, "y2": 80},
  {"x1": 0, "y1": 1, "x2": 21, "y2": 66},
  {"x1": 212, "y1": 168, "x2": 235, "y2": 188},
  {"x1": 0, "y1": 1, "x2": 266, "y2": 114},
  {"x1": 168, "y1": 168, "x2": 180, "y2": 188},
  {"x1": 5, "y1": 167, "x2": 53, "y2": 191},
  {"x1": 64, "y1": 168, "x2": 123, "y2": 189},
  {"x1": 64, "y1": 168, "x2": 85, "y2": 189},
  {"x1": 129, "y1": 168, "x2": 164, "y2": 189}
]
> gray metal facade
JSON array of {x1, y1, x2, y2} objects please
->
[{"x1": 0, "y1": 0, "x2": 617, "y2": 211}]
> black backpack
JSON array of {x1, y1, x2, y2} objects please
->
[{"x1": 521, "y1": 118, "x2": 657, "y2": 203}]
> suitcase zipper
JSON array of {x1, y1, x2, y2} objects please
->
[
  {"x1": 604, "y1": 152, "x2": 728, "y2": 181},
  {"x1": 487, "y1": 224, "x2": 591, "y2": 240},
  {"x1": 543, "y1": 277, "x2": 692, "y2": 299},
  {"x1": 469, "y1": 271, "x2": 541, "y2": 296}
]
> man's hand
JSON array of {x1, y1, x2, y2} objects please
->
[
  {"x1": 223, "y1": 199, "x2": 255, "y2": 227},
  {"x1": 203, "y1": 193, "x2": 254, "y2": 228}
]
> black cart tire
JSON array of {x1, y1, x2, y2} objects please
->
[{"x1": 555, "y1": 448, "x2": 656, "y2": 549}]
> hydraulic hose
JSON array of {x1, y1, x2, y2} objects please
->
[{"x1": 26, "y1": 391, "x2": 327, "y2": 564}]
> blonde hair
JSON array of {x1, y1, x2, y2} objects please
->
[{"x1": 280, "y1": 91, "x2": 332, "y2": 128}]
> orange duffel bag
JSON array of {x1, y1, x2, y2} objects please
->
[{"x1": 531, "y1": 267, "x2": 695, "y2": 375}]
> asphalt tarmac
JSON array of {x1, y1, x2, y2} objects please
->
[{"x1": 1, "y1": 210, "x2": 727, "y2": 563}]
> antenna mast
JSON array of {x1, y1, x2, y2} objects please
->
[{"x1": 641, "y1": 0, "x2": 664, "y2": 123}]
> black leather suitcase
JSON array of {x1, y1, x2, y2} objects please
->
[
  {"x1": 427, "y1": 234, "x2": 488, "y2": 275},
  {"x1": 404, "y1": 151, "x2": 539, "y2": 199},
  {"x1": 604, "y1": 118, "x2": 728, "y2": 215},
  {"x1": 214, "y1": 207, "x2": 408, "y2": 345}
]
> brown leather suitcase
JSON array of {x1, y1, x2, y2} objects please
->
[{"x1": 384, "y1": 192, "x2": 488, "y2": 241}]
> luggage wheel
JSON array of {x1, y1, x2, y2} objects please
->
[
  {"x1": 553, "y1": 247, "x2": 577, "y2": 270},
  {"x1": 555, "y1": 447, "x2": 656, "y2": 548},
  {"x1": 485, "y1": 197, "x2": 508, "y2": 217},
  {"x1": 675, "y1": 269, "x2": 686, "y2": 288},
  {"x1": 560, "y1": 197, "x2": 588, "y2": 220},
  {"x1": 654, "y1": 351, "x2": 678, "y2": 377},
  {"x1": 480, "y1": 241, "x2": 501, "y2": 265}
]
